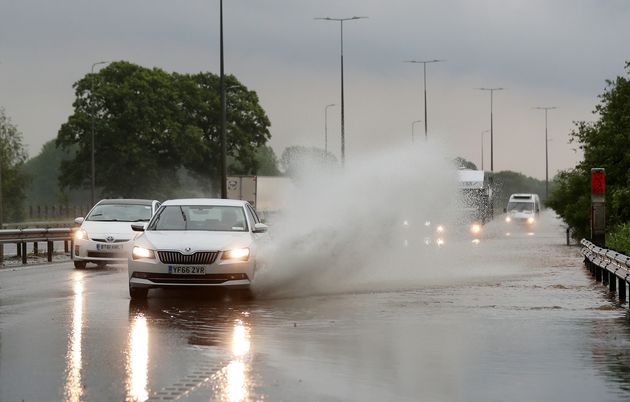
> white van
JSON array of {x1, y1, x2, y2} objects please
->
[{"x1": 504, "y1": 194, "x2": 541, "y2": 225}]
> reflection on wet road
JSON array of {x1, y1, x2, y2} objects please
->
[{"x1": 1, "y1": 213, "x2": 630, "y2": 401}]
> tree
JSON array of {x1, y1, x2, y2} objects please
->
[
  {"x1": 453, "y1": 157, "x2": 477, "y2": 170},
  {"x1": 547, "y1": 62, "x2": 630, "y2": 239},
  {"x1": 0, "y1": 108, "x2": 29, "y2": 222},
  {"x1": 56, "y1": 61, "x2": 271, "y2": 199},
  {"x1": 279, "y1": 146, "x2": 338, "y2": 177}
]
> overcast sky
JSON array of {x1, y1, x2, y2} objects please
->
[{"x1": 1, "y1": 0, "x2": 629, "y2": 179}]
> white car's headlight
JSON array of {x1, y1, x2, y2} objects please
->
[
  {"x1": 505, "y1": 216, "x2": 511, "y2": 223},
  {"x1": 132, "y1": 246, "x2": 155, "y2": 260},
  {"x1": 470, "y1": 224, "x2": 482, "y2": 234},
  {"x1": 527, "y1": 217, "x2": 535, "y2": 224},
  {"x1": 221, "y1": 248, "x2": 250, "y2": 261},
  {"x1": 75, "y1": 229, "x2": 88, "y2": 241}
]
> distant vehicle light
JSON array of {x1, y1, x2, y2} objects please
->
[
  {"x1": 75, "y1": 230, "x2": 88, "y2": 241},
  {"x1": 527, "y1": 217, "x2": 535, "y2": 224},
  {"x1": 436, "y1": 238, "x2": 445, "y2": 246},
  {"x1": 403, "y1": 220, "x2": 409, "y2": 226},
  {"x1": 505, "y1": 216, "x2": 511, "y2": 223},
  {"x1": 472, "y1": 239, "x2": 481, "y2": 245},
  {"x1": 424, "y1": 221, "x2": 431, "y2": 227},
  {"x1": 436, "y1": 225, "x2": 444, "y2": 233},
  {"x1": 470, "y1": 224, "x2": 482, "y2": 234}
]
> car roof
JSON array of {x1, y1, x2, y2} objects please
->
[
  {"x1": 96, "y1": 199, "x2": 157, "y2": 205},
  {"x1": 161, "y1": 198, "x2": 248, "y2": 207}
]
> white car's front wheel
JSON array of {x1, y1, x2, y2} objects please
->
[{"x1": 129, "y1": 286, "x2": 148, "y2": 300}]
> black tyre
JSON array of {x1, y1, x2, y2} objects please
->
[
  {"x1": 129, "y1": 287, "x2": 148, "y2": 300},
  {"x1": 74, "y1": 261, "x2": 87, "y2": 269}
]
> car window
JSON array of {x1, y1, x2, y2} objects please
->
[
  {"x1": 86, "y1": 204, "x2": 153, "y2": 222},
  {"x1": 148, "y1": 205, "x2": 248, "y2": 232},
  {"x1": 246, "y1": 204, "x2": 260, "y2": 224}
]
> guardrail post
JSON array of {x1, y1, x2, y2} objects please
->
[
  {"x1": 610, "y1": 272, "x2": 617, "y2": 292},
  {"x1": 0, "y1": 244, "x2": 3, "y2": 266},
  {"x1": 70, "y1": 239, "x2": 74, "y2": 260},
  {"x1": 64, "y1": 240, "x2": 69, "y2": 253},
  {"x1": 33, "y1": 242, "x2": 38, "y2": 255},
  {"x1": 16, "y1": 242, "x2": 21, "y2": 258},
  {"x1": 566, "y1": 227, "x2": 570, "y2": 246},
  {"x1": 21, "y1": 242, "x2": 27, "y2": 264},
  {"x1": 595, "y1": 265, "x2": 602, "y2": 282},
  {"x1": 603, "y1": 267, "x2": 608, "y2": 285},
  {"x1": 619, "y1": 278, "x2": 626, "y2": 302},
  {"x1": 47, "y1": 241, "x2": 53, "y2": 262}
]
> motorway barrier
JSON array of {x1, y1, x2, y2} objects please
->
[
  {"x1": 0, "y1": 228, "x2": 76, "y2": 265},
  {"x1": 581, "y1": 239, "x2": 630, "y2": 302}
]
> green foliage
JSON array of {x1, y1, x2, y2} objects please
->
[
  {"x1": 493, "y1": 170, "x2": 547, "y2": 211},
  {"x1": 607, "y1": 223, "x2": 630, "y2": 254},
  {"x1": 279, "y1": 146, "x2": 338, "y2": 177},
  {"x1": 56, "y1": 61, "x2": 271, "y2": 199},
  {"x1": 23, "y1": 140, "x2": 90, "y2": 206},
  {"x1": 454, "y1": 157, "x2": 477, "y2": 170},
  {"x1": 0, "y1": 108, "x2": 29, "y2": 221},
  {"x1": 547, "y1": 62, "x2": 630, "y2": 239}
]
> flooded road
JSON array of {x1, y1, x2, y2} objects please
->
[{"x1": 2, "y1": 212, "x2": 630, "y2": 401}]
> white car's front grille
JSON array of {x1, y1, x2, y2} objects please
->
[{"x1": 157, "y1": 251, "x2": 219, "y2": 265}]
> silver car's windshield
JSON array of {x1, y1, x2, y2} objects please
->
[
  {"x1": 148, "y1": 205, "x2": 248, "y2": 232},
  {"x1": 87, "y1": 203, "x2": 153, "y2": 222}
]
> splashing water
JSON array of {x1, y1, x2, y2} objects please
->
[{"x1": 252, "y1": 143, "x2": 517, "y2": 298}]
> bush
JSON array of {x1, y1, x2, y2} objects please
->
[{"x1": 607, "y1": 223, "x2": 630, "y2": 255}]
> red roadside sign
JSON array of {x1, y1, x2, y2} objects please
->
[{"x1": 591, "y1": 169, "x2": 605, "y2": 195}]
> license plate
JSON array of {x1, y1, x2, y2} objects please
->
[
  {"x1": 168, "y1": 265, "x2": 206, "y2": 275},
  {"x1": 96, "y1": 243, "x2": 123, "y2": 251}
]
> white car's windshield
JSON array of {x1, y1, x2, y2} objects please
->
[
  {"x1": 507, "y1": 202, "x2": 534, "y2": 212},
  {"x1": 149, "y1": 205, "x2": 248, "y2": 232},
  {"x1": 87, "y1": 203, "x2": 153, "y2": 222}
]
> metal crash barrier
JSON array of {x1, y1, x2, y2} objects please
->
[
  {"x1": 0, "y1": 228, "x2": 76, "y2": 265},
  {"x1": 581, "y1": 239, "x2": 630, "y2": 302}
]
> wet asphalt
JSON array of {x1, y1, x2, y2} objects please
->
[{"x1": 2, "y1": 214, "x2": 630, "y2": 402}]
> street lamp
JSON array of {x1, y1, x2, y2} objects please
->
[
  {"x1": 411, "y1": 120, "x2": 422, "y2": 143},
  {"x1": 404, "y1": 59, "x2": 445, "y2": 141},
  {"x1": 534, "y1": 106, "x2": 557, "y2": 198},
  {"x1": 219, "y1": 0, "x2": 228, "y2": 199},
  {"x1": 315, "y1": 16, "x2": 367, "y2": 165},
  {"x1": 480, "y1": 129, "x2": 490, "y2": 171},
  {"x1": 90, "y1": 60, "x2": 109, "y2": 207},
  {"x1": 324, "y1": 103, "x2": 336, "y2": 154},
  {"x1": 477, "y1": 87, "x2": 504, "y2": 172}
]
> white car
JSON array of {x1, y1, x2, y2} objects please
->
[
  {"x1": 73, "y1": 199, "x2": 161, "y2": 269},
  {"x1": 127, "y1": 198, "x2": 268, "y2": 299}
]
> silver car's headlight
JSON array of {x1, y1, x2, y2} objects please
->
[
  {"x1": 221, "y1": 248, "x2": 250, "y2": 261},
  {"x1": 132, "y1": 246, "x2": 155, "y2": 260}
]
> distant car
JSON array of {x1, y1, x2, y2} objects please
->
[
  {"x1": 127, "y1": 198, "x2": 269, "y2": 299},
  {"x1": 73, "y1": 199, "x2": 161, "y2": 269},
  {"x1": 504, "y1": 193, "x2": 541, "y2": 225}
]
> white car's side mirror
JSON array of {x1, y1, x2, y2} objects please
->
[
  {"x1": 253, "y1": 223, "x2": 268, "y2": 233},
  {"x1": 74, "y1": 217, "x2": 85, "y2": 225},
  {"x1": 131, "y1": 224, "x2": 147, "y2": 232}
]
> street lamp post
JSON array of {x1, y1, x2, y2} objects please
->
[
  {"x1": 477, "y1": 87, "x2": 504, "y2": 172},
  {"x1": 480, "y1": 129, "x2": 490, "y2": 171},
  {"x1": 411, "y1": 120, "x2": 422, "y2": 143},
  {"x1": 534, "y1": 106, "x2": 557, "y2": 198},
  {"x1": 404, "y1": 59, "x2": 445, "y2": 141},
  {"x1": 90, "y1": 60, "x2": 109, "y2": 207},
  {"x1": 315, "y1": 16, "x2": 367, "y2": 165},
  {"x1": 219, "y1": 0, "x2": 228, "y2": 199},
  {"x1": 324, "y1": 104, "x2": 336, "y2": 154}
]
